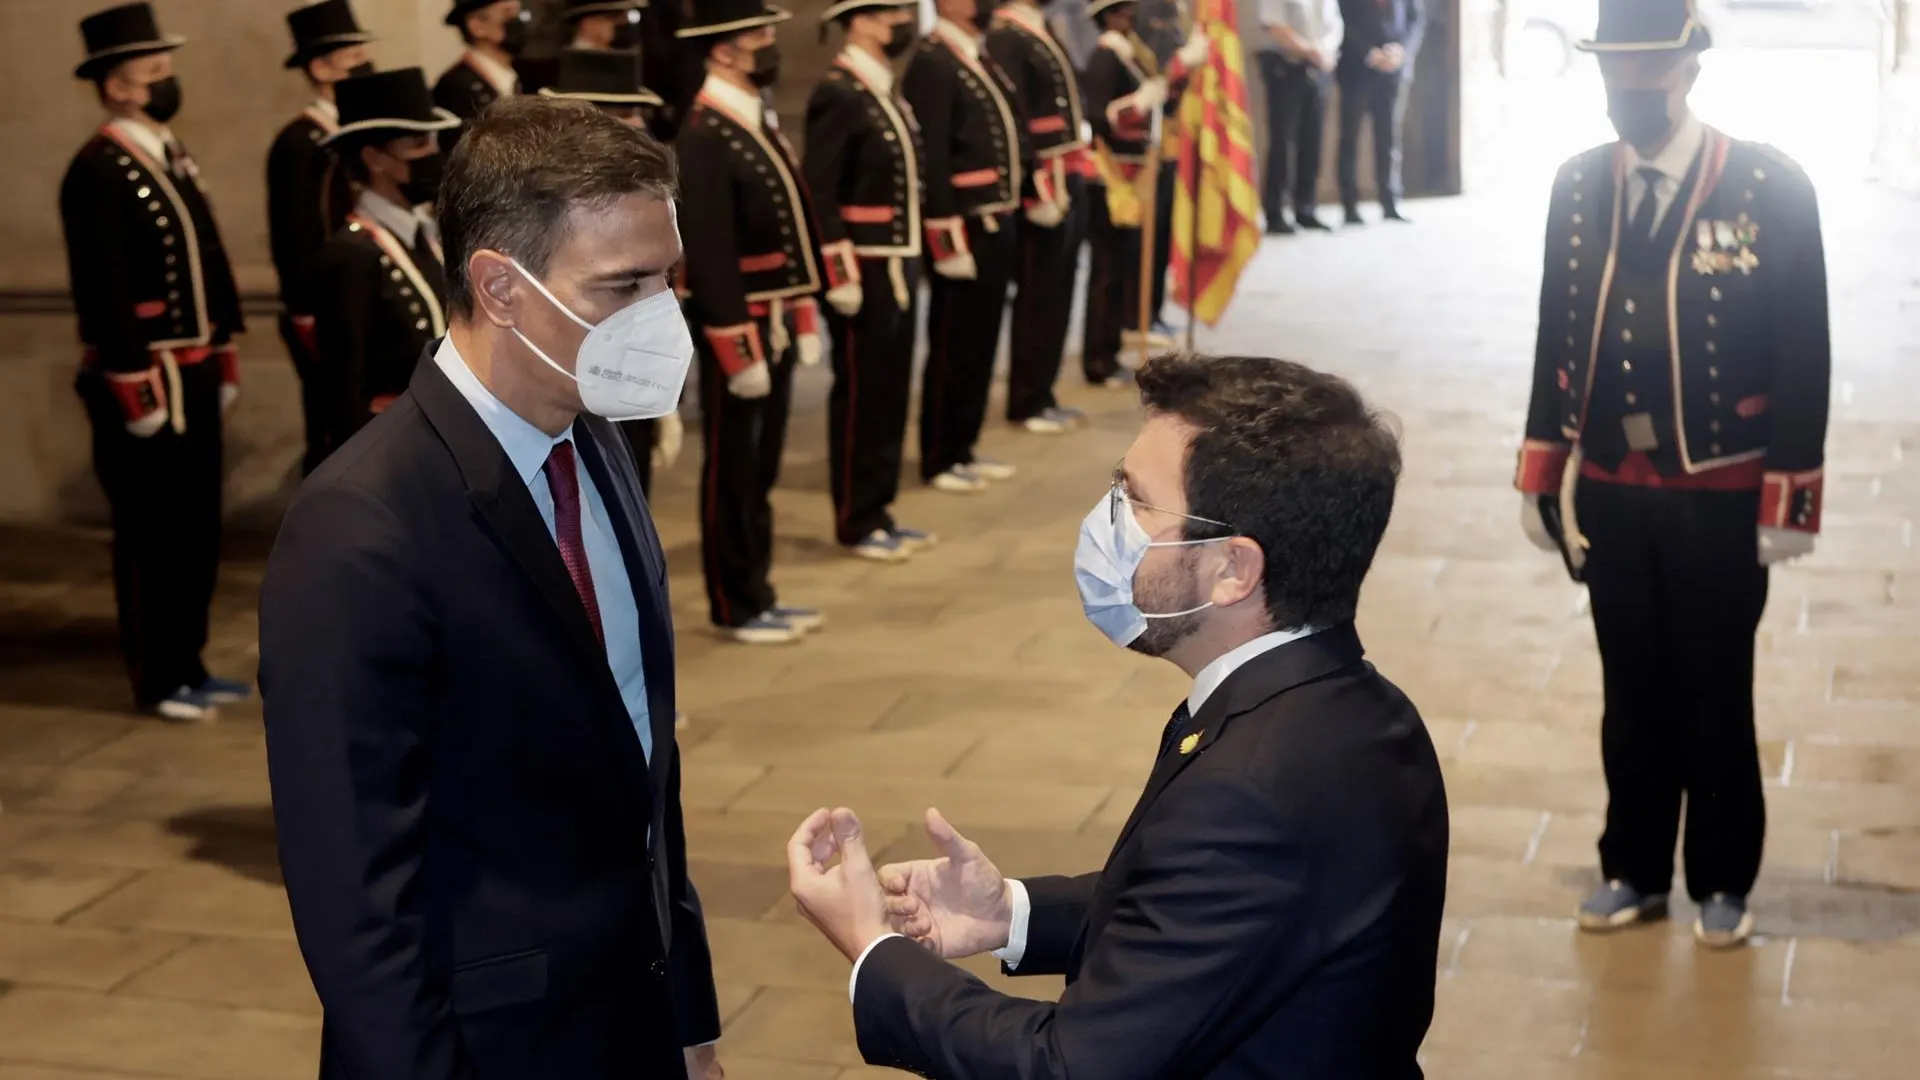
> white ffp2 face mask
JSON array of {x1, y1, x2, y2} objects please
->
[
  {"x1": 509, "y1": 258, "x2": 695, "y2": 422},
  {"x1": 1075, "y1": 490, "x2": 1230, "y2": 647}
]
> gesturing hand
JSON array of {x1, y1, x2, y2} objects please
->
[
  {"x1": 788, "y1": 807, "x2": 895, "y2": 963},
  {"x1": 877, "y1": 808, "x2": 1014, "y2": 960}
]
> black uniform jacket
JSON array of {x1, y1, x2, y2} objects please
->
[
  {"x1": 312, "y1": 210, "x2": 448, "y2": 436},
  {"x1": 901, "y1": 22, "x2": 1026, "y2": 260},
  {"x1": 1517, "y1": 129, "x2": 1830, "y2": 533},
  {"x1": 59, "y1": 126, "x2": 244, "y2": 374},
  {"x1": 986, "y1": 4, "x2": 1087, "y2": 205},
  {"x1": 853, "y1": 625, "x2": 1451, "y2": 1080},
  {"x1": 259, "y1": 352, "x2": 721, "y2": 1080},
  {"x1": 803, "y1": 51, "x2": 925, "y2": 275},
  {"x1": 675, "y1": 80, "x2": 831, "y2": 374},
  {"x1": 267, "y1": 106, "x2": 355, "y2": 317},
  {"x1": 433, "y1": 54, "x2": 511, "y2": 153},
  {"x1": 1082, "y1": 33, "x2": 1152, "y2": 172}
]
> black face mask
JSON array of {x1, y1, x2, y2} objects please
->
[
  {"x1": 1607, "y1": 88, "x2": 1675, "y2": 151},
  {"x1": 610, "y1": 20, "x2": 640, "y2": 50},
  {"x1": 883, "y1": 21, "x2": 918, "y2": 58},
  {"x1": 399, "y1": 152, "x2": 445, "y2": 207},
  {"x1": 499, "y1": 15, "x2": 530, "y2": 56},
  {"x1": 748, "y1": 44, "x2": 782, "y2": 89},
  {"x1": 142, "y1": 75, "x2": 182, "y2": 124},
  {"x1": 346, "y1": 61, "x2": 376, "y2": 79},
  {"x1": 970, "y1": 0, "x2": 996, "y2": 31}
]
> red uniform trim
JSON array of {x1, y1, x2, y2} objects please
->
[
  {"x1": 925, "y1": 217, "x2": 969, "y2": 262},
  {"x1": 702, "y1": 322, "x2": 765, "y2": 377},
  {"x1": 135, "y1": 300, "x2": 167, "y2": 318},
  {"x1": 840, "y1": 205, "x2": 896, "y2": 225},
  {"x1": 1514, "y1": 440, "x2": 1570, "y2": 495},
  {"x1": 952, "y1": 168, "x2": 999, "y2": 189},
  {"x1": 1760, "y1": 469, "x2": 1824, "y2": 533},
  {"x1": 104, "y1": 366, "x2": 166, "y2": 423},
  {"x1": 1579, "y1": 454, "x2": 1764, "y2": 491},
  {"x1": 790, "y1": 298, "x2": 820, "y2": 337},
  {"x1": 820, "y1": 240, "x2": 860, "y2": 289},
  {"x1": 739, "y1": 252, "x2": 788, "y2": 272},
  {"x1": 1029, "y1": 115, "x2": 1067, "y2": 135}
]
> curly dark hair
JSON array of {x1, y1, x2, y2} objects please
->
[{"x1": 1134, "y1": 352, "x2": 1402, "y2": 631}]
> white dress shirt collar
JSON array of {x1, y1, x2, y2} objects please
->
[
  {"x1": 838, "y1": 44, "x2": 894, "y2": 94},
  {"x1": 313, "y1": 97, "x2": 340, "y2": 122},
  {"x1": 699, "y1": 74, "x2": 765, "y2": 125},
  {"x1": 1624, "y1": 111, "x2": 1705, "y2": 186},
  {"x1": 1188, "y1": 626, "x2": 1320, "y2": 714},
  {"x1": 934, "y1": 17, "x2": 984, "y2": 59},
  {"x1": 466, "y1": 48, "x2": 519, "y2": 98},
  {"x1": 356, "y1": 188, "x2": 435, "y2": 249},
  {"x1": 109, "y1": 117, "x2": 174, "y2": 165},
  {"x1": 432, "y1": 336, "x2": 572, "y2": 487}
]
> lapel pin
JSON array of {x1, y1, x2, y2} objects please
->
[{"x1": 1179, "y1": 732, "x2": 1201, "y2": 756}]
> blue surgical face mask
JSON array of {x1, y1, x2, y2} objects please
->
[{"x1": 1075, "y1": 486, "x2": 1234, "y2": 647}]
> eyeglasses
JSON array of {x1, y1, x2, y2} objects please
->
[{"x1": 1109, "y1": 462, "x2": 1237, "y2": 537}]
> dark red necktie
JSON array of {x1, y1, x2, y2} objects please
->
[{"x1": 543, "y1": 440, "x2": 605, "y2": 649}]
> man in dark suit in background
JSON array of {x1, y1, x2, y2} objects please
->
[
  {"x1": 1335, "y1": 0, "x2": 1422, "y2": 224},
  {"x1": 260, "y1": 97, "x2": 724, "y2": 1080},
  {"x1": 788, "y1": 352, "x2": 1450, "y2": 1079}
]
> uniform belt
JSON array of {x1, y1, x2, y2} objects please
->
[
  {"x1": 81, "y1": 345, "x2": 215, "y2": 368},
  {"x1": 1580, "y1": 452, "x2": 1765, "y2": 491}
]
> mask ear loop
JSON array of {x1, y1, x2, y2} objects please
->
[{"x1": 505, "y1": 257, "x2": 597, "y2": 382}]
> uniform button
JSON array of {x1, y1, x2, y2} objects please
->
[
  {"x1": 1706, "y1": 341, "x2": 1717, "y2": 354},
  {"x1": 147, "y1": 200, "x2": 161, "y2": 211},
  {"x1": 1572, "y1": 213, "x2": 1584, "y2": 225},
  {"x1": 117, "y1": 156, "x2": 131, "y2": 166},
  {"x1": 1711, "y1": 442, "x2": 1722, "y2": 454},
  {"x1": 168, "y1": 290, "x2": 179, "y2": 300},
  {"x1": 1573, "y1": 191, "x2": 1583, "y2": 202},
  {"x1": 380, "y1": 256, "x2": 392, "y2": 267},
  {"x1": 165, "y1": 254, "x2": 177, "y2": 265},
  {"x1": 1624, "y1": 299, "x2": 1636, "y2": 314},
  {"x1": 1570, "y1": 235, "x2": 1581, "y2": 248},
  {"x1": 1573, "y1": 171, "x2": 1584, "y2": 181},
  {"x1": 1566, "y1": 335, "x2": 1575, "y2": 346},
  {"x1": 416, "y1": 319, "x2": 429, "y2": 330},
  {"x1": 1707, "y1": 314, "x2": 1718, "y2": 327},
  {"x1": 1754, "y1": 168, "x2": 1766, "y2": 180},
  {"x1": 1710, "y1": 287, "x2": 1723, "y2": 301},
  {"x1": 1710, "y1": 420, "x2": 1722, "y2": 433},
  {"x1": 163, "y1": 235, "x2": 175, "y2": 246},
  {"x1": 1621, "y1": 329, "x2": 1635, "y2": 343},
  {"x1": 400, "y1": 287, "x2": 414, "y2": 297},
  {"x1": 1708, "y1": 366, "x2": 1719, "y2": 378},
  {"x1": 1569, "y1": 258, "x2": 1579, "y2": 270},
  {"x1": 1568, "y1": 285, "x2": 1578, "y2": 297},
  {"x1": 126, "y1": 170, "x2": 140, "y2": 181},
  {"x1": 1625, "y1": 392, "x2": 1637, "y2": 405},
  {"x1": 410, "y1": 302, "x2": 422, "y2": 313},
  {"x1": 1567, "y1": 311, "x2": 1576, "y2": 322},
  {"x1": 1622, "y1": 360, "x2": 1632, "y2": 373},
  {"x1": 170, "y1": 308, "x2": 182, "y2": 318},
  {"x1": 165, "y1": 272, "x2": 177, "y2": 283},
  {"x1": 156, "y1": 216, "x2": 169, "y2": 227},
  {"x1": 137, "y1": 186, "x2": 151, "y2": 198},
  {"x1": 391, "y1": 270, "x2": 405, "y2": 281}
]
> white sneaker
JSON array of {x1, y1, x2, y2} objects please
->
[
  {"x1": 1022, "y1": 414, "x2": 1069, "y2": 435},
  {"x1": 931, "y1": 466, "x2": 987, "y2": 494},
  {"x1": 849, "y1": 529, "x2": 913, "y2": 562},
  {"x1": 968, "y1": 457, "x2": 1016, "y2": 481},
  {"x1": 725, "y1": 613, "x2": 804, "y2": 645}
]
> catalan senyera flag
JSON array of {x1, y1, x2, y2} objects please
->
[{"x1": 1170, "y1": 0, "x2": 1261, "y2": 327}]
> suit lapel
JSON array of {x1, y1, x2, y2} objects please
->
[{"x1": 1105, "y1": 625, "x2": 1369, "y2": 859}]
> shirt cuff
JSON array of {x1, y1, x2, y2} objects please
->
[
  {"x1": 989, "y1": 879, "x2": 1032, "y2": 971},
  {"x1": 849, "y1": 933, "x2": 904, "y2": 1003}
]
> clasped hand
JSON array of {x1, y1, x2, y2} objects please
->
[{"x1": 788, "y1": 807, "x2": 1014, "y2": 963}]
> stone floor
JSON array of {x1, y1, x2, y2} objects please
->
[{"x1": 0, "y1": 169, "x2": 1917, "y2": 1078}]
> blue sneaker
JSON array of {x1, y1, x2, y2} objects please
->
[
  {"x1": 194, "y1": 676, "x2": 252, "y2": 704},
  {"x1": 155, "y1": 686, "x2": 220, "y2": 723},
  {"x1": 725, "y1": 612, "x2": 803, "y2": 645},
  {"x1": 1577, "y1": 879, "x2": 1669, "y2": 932},
  {"x1": 1047, "y1": 405, "x2": 1087, "y2": 427},
  {"x1": 1694, "y1": 893, "x2": 1754, "y2": 949},
  {"x1": 849, "y1": 529, "x2": 911, "y2": 563},
  {"x1": 770, "y1": 605, "x2": 825, "y2": 633},
  {"x1": 888, "y1": 525, "x2": 938, "y2": 552}
]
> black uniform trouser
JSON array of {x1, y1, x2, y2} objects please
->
[
  {"x1": 1336, "y1": 64, "x2": 1409, "y2": 214},
  {"x1": 1006, "y1": 172, "x2": 1087, "y2": 422},
  {"x1": 828, "y1": 258, "x2": 920, "y2": 546},
  {"x1": 1577, "y1": 480, "x2": 1770, "y2": 902},
  {"x1": 618, "y1": 419, "x2": 657, "y2": 499},
  {"x1": 1149, "y1": 161, "x2": 1174, "y2": 325},
  {"x1": 696, "y1": 314, "x2": 796, "y2": 627},
  {"x1": 1082, "y1": 184, "x2": 1143, "y2": 384},
  {"x1": 76, "y1": 360, "x2": 224, "y2": 708},
  {"x1": 279, "y1": 314, "x2": 335, "y2": 476},
  {"x1": 1259, "y1": 55, "x2": 1329, "y2": 222},
  {"x1": 920, "y1": 213, "x2": 1014, "y2": 481}
]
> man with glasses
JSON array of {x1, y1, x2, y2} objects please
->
[{"x1": 786, "y1": 352, "x2": 1449, "y2": 1077}]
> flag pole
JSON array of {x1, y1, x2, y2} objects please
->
[
  {"x1": 1183, "y1": 114, "x2": 1198, "y2": 354},
  {"x1": 1134, "y1": 104, "x2": 1162, "y2": 373}
]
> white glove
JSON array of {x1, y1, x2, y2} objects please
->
[
  {"x1": 797, "y1": 331, "x2": 824, "y2": 367},
  {"x1": 933, "y1": 252, "x2": 978, "y2": 280},
  {"x1": 219, "y1": 383, "x2": 238, "y2": 414},
  {"x1": 1025, "y1": 200, "x2": 1065, "y2": 229},
  {"x1": 126, "y1": 410, "x2": 167, "y2": 438},
  {"x1": 1127, "y1": 77, "x2": 1169, "y2": 114},
  {"x1": 728, "y1": 361, "x2": 773, "y2": 399},
  {"x1": 1519, "y1": 494, "x2": 1558, "y2": 553},
  {"x1": 652, "y1": 410, "x2": 684, "y2": 469},
  {"x1": 1177, "y1": 29, "x2": 1211, "y2": 70},
  {"x1": 1758, "y1": 526, "x2": 1815, "y2": 566},
  {"x1": 825, "y1": 283, "x2": 863, "y2": 317}
]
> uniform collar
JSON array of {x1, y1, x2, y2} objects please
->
[
  {"x1": 1097, "y1": 29, "x2": 1136, "y2": 61},
  {"x1": 1189, "y1": 626, "x2": 1322, "y2": 715},
  {"x1": 934, "y1": 17, "x2": 983, "y2": 59},
  {"x1": 312, "y1": 98, "x2": 340, "y2": 122},
  {"x1": 357, "y1": 188, "x2": 434, "y2": 248},
  {"x1": 465, "y1": 48, "x2": 519, "y2": 97},
  {"x1": 838, "y1": 44, "x2": 894, "y2": 94},
  {"x1": 432, "y1": 335, "x2": 573, "y2": 488},
  {"x1": 1624, "y1": 111, "x2": 1705, "y2": 186},
  {"x1": 699, "y1": 73, "x2": 765, "y2": 126},
  {"x1": 109, "y1": 117, "x2": 173, "y2": 165}
]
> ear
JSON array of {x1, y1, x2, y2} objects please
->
[
  {"x1": 468, "y1": 250, "x2": 522, "y2": 330},
  {"x1": 1209, "y1": 536, "x2": 1267, "y2": 611}
]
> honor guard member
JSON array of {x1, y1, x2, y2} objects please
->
[
  {"x1": 1076, "y1": 0, "x2": 1202, "y2": 385},
  {"x1": 541, "y1": 46, "x2": 682, "y2": 496},
  {"x1": 988, "y1": 0, "x2": 1091, "y2": 434},
  {"x1": 314, "y1": 69, "x2": 458, "y2": 438},
  {"x1": 902, "y1": 0, "x2": 1025, "y2": 494},
  {"x1": 806, "y1": 0, "x2": 938, "y2": 563},
  {"x1": 270, "y1": 0, "x2": 375, "y2": 475},
  {"x1": 62, "y1": 3, "x2": 248, "y2": 721},
  {"x1": 675, "y1": 0, "x2": 834, "y2": 639},
  {"x1": 565, "y1": 0, "x2": 647, "y2": 50},
  {"x1": 1514, "y1": 0, "x2": 1829, "y2": 950},
  {"x1": 435, "y1": 0, "x2": 529, "y2": 153}
]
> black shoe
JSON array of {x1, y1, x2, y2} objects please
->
[
  {"x1": 1343, "y1": 208, "x2": 1365, "y2": 226},
  {"x1": 1296, "y1": 213, "x2": 1333, "y2": 231},
  {"x1": 1266, "y1": 219, "x2": 1297, "y2": 235},
  {"x1": 1382, "y1": 206, "x2": 1412, "y2": 223}
]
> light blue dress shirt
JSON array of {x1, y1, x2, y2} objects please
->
[{"x1": 435, "y1": 337, "x2": 652, "y2": 763}]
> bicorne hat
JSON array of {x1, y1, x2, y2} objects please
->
[
  {"x1": 1578, "y1": 0, "x2": 1712, "y2": 52},
  {"x1": 539, "y1": 47, "x2": 663, "y2": 106},
  {"x1": 285, "y1": 0, "x2": 375, "y2": 71},
  {"x1": 677, "y1": 0, "x2": 792, "y2": 39},
  {"x1": 1085, "y1": 0, "x2": 1139, "y2": 21},
  {"x1": 564, "y1": 0, "x2": 648, "y2": 20},
  {"x1": 322, "y1": 67, "x2": 462, "y2": 147},
  {"x1": 821, "y1": 0, "x2": 917, "y2": 23},
  {"x1": 75, "y1": 2, "x2": 184, "y2": 81}
]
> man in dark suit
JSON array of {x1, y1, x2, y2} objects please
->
[
  {"x1": 260, "y1": 97, "x2": 724, "y2": 1080},
  {"x1": 788, "y1": 353, "x2": 1450, "y2": 1079},
  {"x1": 1335, "y1": 0, "x2": 1422, "y2": 224}
]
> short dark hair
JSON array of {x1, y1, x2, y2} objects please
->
[
  {"x1": 438, "y1": 96, "x2": 678, "y2": 317},
  {"x1": 1135, "y1": 353, "x2": 1401, "y2": 632}
]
